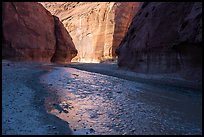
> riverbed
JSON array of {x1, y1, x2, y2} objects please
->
[{"x1": 2, "y1": 60, "x2": 202, "y2": 135}]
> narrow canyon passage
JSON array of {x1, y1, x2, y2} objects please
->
[
  {"x1": 2, "y1": 2, "x2": 202, "y2": 135},
  {"x1": 40, "y1": 66, "x2": 202, "y2": 135}
]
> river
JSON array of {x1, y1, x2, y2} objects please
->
[{"x1": 40, "y1": 66, "x2": 202, "y2": 135}]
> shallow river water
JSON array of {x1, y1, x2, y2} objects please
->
[{"x1": 40, "y1": 66, "x2": 202, "y2": 135}]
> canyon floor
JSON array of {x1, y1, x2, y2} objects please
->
[{"x1": 2, "y1": 60, "x2": 202, "y2": 135}]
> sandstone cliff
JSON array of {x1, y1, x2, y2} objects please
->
[
  {"x1": 40, "y1": 2, "x2": 141, "y2": 63},
  {"x1": 2, "y1": 2, "x2": 77, "y2": 63},
  {"x1": 51, "y1": 16, "x2": 78, "y2": 63},
  {"x1": 116, "y1": 2, "x2": 202, "y2": 82}
]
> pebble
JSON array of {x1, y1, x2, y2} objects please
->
[
  {"x1": 47, "y1": 125, "x2": 52, "y2": 128},
  {"x1": 123, "y1": 132, "x2": 127, "y2": 135},
  {"x1": 90, "y1": 128, "x2": 95, "y2": 132}
]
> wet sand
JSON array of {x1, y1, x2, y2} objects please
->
[
  {"x1": 67, "y1": 62, "x2": 202, "y2": 91},
  {"x1": 41, "y1": 64, "x2": 202, "y2": 135},
  {"x1": 2, "y1": 60, "x2": 72, "y2": 135}
]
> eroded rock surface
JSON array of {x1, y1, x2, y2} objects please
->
[
  {"x1": 116, "y1": 2, "x2": 202, "y2": 82},
  {"x1": 40, "y1": 2, "x2": 141, "y2": 62},
  {"x1": 2, "y1": 2, "x2": 77, "y2": 63},
  {"x1": 51, "y1": 16, "x2": 77, "y2": 64}
]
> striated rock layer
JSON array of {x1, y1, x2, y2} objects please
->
[
  {"x1": 40, "y1": 2, "x2": 141, "y2": 63},
  {"x1": 2, "y1": 2, "x2": 77, "y2": 64},
  {"x1": 116, "y1": 2, "x2": 202, "y2": 82}
]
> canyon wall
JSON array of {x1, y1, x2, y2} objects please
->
[
  {"x1": 116, "y1": 2, "x2": 202, "y2": 82},
  {"x1": 2, "y1": 2, "x2": 77, "y2": 64},
  {"x1": 40, "y1": 2, "x2": 141, "y2": 63}
]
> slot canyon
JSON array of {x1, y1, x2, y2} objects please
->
[
  {"x1": 40, "y1": 2, "x2": 141, "y2": 63},
  {"x1": 2, "y1": 2, "x2": 202, "y2": 135}
]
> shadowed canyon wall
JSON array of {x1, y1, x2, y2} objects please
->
[
  {"x1": 116, "y1": 2, "x2": 202, "y2": 82},
  {"x1": 2, "y1": 2, "x2": 77, "y2": 64},
  {"x1": 40, "y1": 2, "x2": 141, "y2": 63}
]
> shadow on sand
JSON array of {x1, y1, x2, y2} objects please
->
[{"x1": 26, "y1": 66, "x2": 72, "y2": 135}]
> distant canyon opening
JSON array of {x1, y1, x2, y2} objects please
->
[{"x1": 40, "y1": 2, "x2": 142, "y2": 63}]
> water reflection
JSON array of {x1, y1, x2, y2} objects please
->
[
  {"x1": 40, "y1": 67, "x2": 202, "y2": 135},
  {"x1": 41, "y1": 67, "x2": 117, "y2": 134}
]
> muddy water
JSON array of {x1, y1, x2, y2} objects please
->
[{"x1": 40, "y1": 66, "x2": 202, "y2": 135}]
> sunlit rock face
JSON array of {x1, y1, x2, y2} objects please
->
[
  {"x1": 40, "y1": 2, "x2": 141, "y2": 63},
  {"x1": 2, "y1": 2, "x2": 77, "y2": 64},
  {"x1": 116, "y1": 2, "x2": 202, "y2": 82}
]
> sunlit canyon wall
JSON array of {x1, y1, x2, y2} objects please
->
[
  {"x1": 40, "y1": 2, "x2": 141, "y2": 63},
  {"x1": 116, "y1": 2, "x2": 202, "y2": 82}
]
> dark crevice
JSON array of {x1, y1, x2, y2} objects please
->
[
  {"x1": 141, "y1": 2, "x2": 149, "y2": 9},
  {"x1": 145, "y1": 12, "x2": 149, "y2": 18},
  {"x1": 50, "y1": 16, "x2": 59, "y2": 63},
  {"x1": 180, "y1": 21, "x2": 188, "y2": 31},
  {"x1": 103, "y1": 9, "x2": 107, "y2": 21},
  {"x1": 130, "y1": 28, "x2": 135, "y2": 35},
  {"x1": 152, "y1": 6, "x2": 155, "y2": 11}
]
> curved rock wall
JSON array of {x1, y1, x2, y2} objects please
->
[
  {"x1": 40, "y1": 2, "x2": 141, "y2": 63},
  {"x1": 116, "y1": 2, "x2": 202, "y2": 82},
  {"x1": 51, "y1": 16, "x2": 78, "y2": 63},
  {"x1": 2, "y1": 2, "x2": 77, "y2": 64}
]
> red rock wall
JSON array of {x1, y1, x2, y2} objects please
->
[
  {"x1": 116, "y1": 2, "x2": 202, "y2": 82},
  {"x1": 40, "y1": 2, "x2": 141, "y2": 63},
  {"x1": 51, "y1": 16, "x2": 77, "y2": 64},
  {"x1": 2, "y1": 2, "x2": 77, "y2": 64}
]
